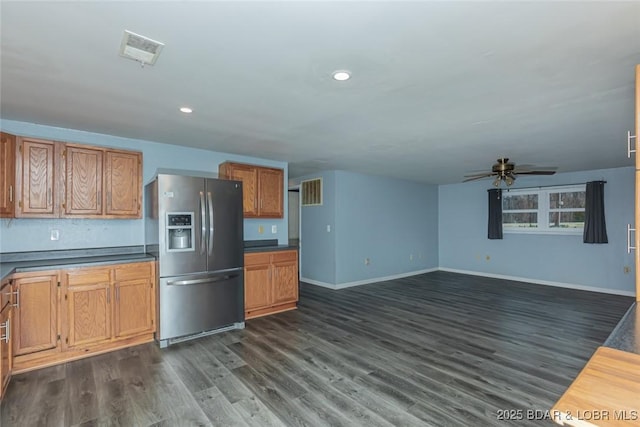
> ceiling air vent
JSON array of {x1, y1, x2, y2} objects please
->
[
  {"x1": 301, "y1": 178, "x2": 323, "y2": 206},
  {"x1": 119, "y1": 30, "x2": 164, "y2": 66}
]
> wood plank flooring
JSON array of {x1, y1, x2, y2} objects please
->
[{"x1": 1, "y1": 271, "x2": 633, "y2": 426}]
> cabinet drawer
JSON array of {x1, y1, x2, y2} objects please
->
[
  {"x1": 245, "y1": 252, "x2": 271, "y2": 266},
  {"x1": 65, "y1": 268, "x2": 111, "y2": 286},
  {"x1": 272, "y1": 250, "x2": 297, "y2": 263},
  {"x1": 114, "y1": 263, "x2": 152, "y2": 281}
]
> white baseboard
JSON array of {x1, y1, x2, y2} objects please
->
[
  {"x1": 301, "y1": 267, "x2": 438, "y2": 290},
  {"x1": 438, "y1": 267, "x2": 636, "y2": 297}
]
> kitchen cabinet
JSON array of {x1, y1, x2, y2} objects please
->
[
  {"x1": 12, "y1": 272, "x2": 59, "y2": 356},
  {"x1": 9, "y1": 135, "x2": 142, "y2": 219},
  {"x1": 63, "y1": 144, "x2": 103, "y2": 216},
  {"x1": 15, "y1": 137, "x2": 59, "y2": 218},
  {"x1": 0, "y1": 279, "x2": 12, "y2": 400},
  {"x1": 0, "y1": 132, "x2": 16, "y2": 218},
  {"x1": 63, "y1": 268, "x2": 112, "y2": 348},
  {"x1": 635, "y1": 64, "x2": 640, "y2": 302},
  {"x1": 113, "y1": 263, "x2": 154, "y2": 338},
  {"x1": 219, "y1": 162, "x2": 284, "y2": 218},
  {"x1": 10, "y1": 261, "x2": 155, "y2": 374},
  {"x1": 244, "y1": 250, "x2": 298, "y2": 319},
  {"x1": 105, "y1": 150, "x2": 141, "y2": 218}
]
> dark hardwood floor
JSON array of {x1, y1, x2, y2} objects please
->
[{"x1": 1, "y1": 271, "x2": 633, "y2": 426}]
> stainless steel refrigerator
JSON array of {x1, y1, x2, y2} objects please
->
[{"x1": 145, "y1": 171, "x2": 244, "y2": 347}]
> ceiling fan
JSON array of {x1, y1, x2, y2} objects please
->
[{"x1": 463, "y1": 158, "x2": 556, "y2": 187}]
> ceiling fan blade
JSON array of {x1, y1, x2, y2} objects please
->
[
  {"x1": 463, "y1": 173, "x2": 495, "y2": 182},
  {"x1": 514, "y1": 170, "x2": 556, "y2": 175}
]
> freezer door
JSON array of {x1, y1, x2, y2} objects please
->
[
  {"x1": 205, "y1": 179, "x2": 244, "y2": 272},
  {"x1": 158, "y1": 269, "x2": 244, "y2": 341},
  {"x1": 158, "y1": 175, "x2": 207, "y2": 277}
]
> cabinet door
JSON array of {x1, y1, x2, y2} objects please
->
[
  {"x1": 64, "y1": 145, "x2": 103, "y2": 216},
  {"x1": 228, "y1": 164, "x2": 259, "y2": 217},
  {"x1": 272, "y1": 259, "x2": 298, "y2": 305},
  {"x1": 244, "y1": 253, "x2": 272, "y2": 311},
  {"x1": 64, "y1": 268, "x2": 112, "y2": 348},
  {"x1": 114, "y1": 279, "x2": 153, "y2": 338},
  {"x1": 0, "y1": 306, "x2": 11, "y2": 399},
  {"x1": 66, "y1": 284, "x2": 111, "y2": 348},
  {"x1": 105, "y1": 150, "x2": 141, "y2": 217},
  {"x1": 0, "y1": 132, "x2": 16, "y2": 218},
  {"x1": 258, "y1": 168, "x2": 283, "y2": 218},
  {"x1": 13, "y1": 274, "x2": 58, "y2": 356},
  {"x1": 16, "y1": 138, "x2": 57, "y2": 217}
]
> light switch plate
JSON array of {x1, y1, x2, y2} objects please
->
[
  {"x1": 271, "y1": 225, "x2": 277, "y2": 234},
  {"x1": 50, "y1": 229, "x2": 60, "y2": 241}
]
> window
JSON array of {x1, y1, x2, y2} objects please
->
[
  {"x1": 502, "y1": 184, "x2": 585, "y2": 234},
  {"x1": 301, "y1": 178, "x2": 322, "y2": 206}
]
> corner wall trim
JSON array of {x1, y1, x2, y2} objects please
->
[
  {"x1": 301, "y1": 267, "x2": 438, "y2": 291},
  {"x1": 437, "y1": 267, "x2": 636, "y2": 297}
]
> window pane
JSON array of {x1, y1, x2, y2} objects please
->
[
  {"x1": 503, "y1": 194, "x2": 538, "y2": 210},
  {"x1": 549, "y1": 212, "x2": 585, "y2": 228},
  {"x1": 503, "y1": 212, "x2": 538, "y2": 228},
  {"x1": 549, "y1": 191, "x2": 585, "y2": 209}
]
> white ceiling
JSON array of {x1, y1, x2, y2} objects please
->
[{"x1": 1, "y1": 1, "x2": 639, "y2": 184}]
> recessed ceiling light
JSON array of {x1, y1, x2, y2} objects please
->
[
  {"x1": 332, "y1": 70, "x2": 351, "y2": 81},
  {"x1": 180, "y1": 107, "x2": 193, "y2": 113}
]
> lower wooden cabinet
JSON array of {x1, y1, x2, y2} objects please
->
[
  {"x1": 244, "y1": 250, "x2": 298, "y2": 319},
  {"x1": 0, "y1": 303, "x2": 11, "y2": 400},
  {"x1": 6, "y1": 261, "x2": 155, "y2": 376}
]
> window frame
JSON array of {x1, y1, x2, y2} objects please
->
[{"x1": 502, "y1": 184, "x2": 586, "y2": 235}]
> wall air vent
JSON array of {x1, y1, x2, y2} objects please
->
[
  {"x1": 301, "y1": 178, "x2": 323, "y2": 206},
  {"x1": 119, "y1": 30, "x2": 164, "y2": 66}
]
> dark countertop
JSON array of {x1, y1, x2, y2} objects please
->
[
  {"x1": 243, "y1": 239, "x2": 298, "y2": 254},
  {"x1": 604, "y1": 302, "x2": 639, "y2": 355},
  {"x1": 0, "y1": 246, "x2": 154, "y2": 282},
  {"x1": 244, "y1": 244, "x2": 298, "y2": 253}
]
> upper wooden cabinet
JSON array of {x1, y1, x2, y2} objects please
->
[
  {"x1": 63, "y1": 145, "x2": 103, "y2": 216},
  {"x1": 0, "y1": 133, "x2": 16, "y2": 218},
  {"x1": 219, "y1": 162, "x2": 284, "y2": 218},
  {"x1": 105, "y1": 150, "x2": 141, "y2": 217},
  {"x1": 2, "y1": 133, "x2": 142, "y2": 219},
  {"x1": 16, "y1": 138, "x2": 58, "y2": 218}
]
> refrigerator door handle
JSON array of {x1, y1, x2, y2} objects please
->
[
  {"x1": 199, "y1": 191, "x2": 206, "y2": 254},
  {"x1": 167, "y1": 273, "x2": 240, "y2": 286},
  {"x1": 207, "y1": 191, "x2": 214, "y2": 256}
]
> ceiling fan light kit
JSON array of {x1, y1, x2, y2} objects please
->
[{"x1": 465, "y1": 158, "x2": 556, "y2": 187}]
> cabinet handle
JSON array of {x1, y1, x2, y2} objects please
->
[
  {"x1": 48, "y1": 188, "x2": 52, "y2": 206},
  {"x1": 106, "y1": 289, "x2": 110, "y2": 304},
  {"x1": 628, "y1": 131, "x2": 637, "y2": 158},
  {"x1": 268, "y1": 268, "x2": 271, "y2": 281},
  {"x1": 0, "y1": 318, "x2": 9, "y2": 343},
  {"x1": 11, "y1": 289, "x2": 19, "y2": 308},
  {"x1": 116, "y1": 286, "x2": 120, "y2": 301},
  {"x1": 627, "y1": 224, "x2": 636, "y2": 253},
  {"x1": 8, "y1": 185, "x2": 12, "y2": 203}
]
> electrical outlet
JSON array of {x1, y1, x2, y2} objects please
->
[
  {"x1": 271, "y1": 225, "x2": 277, "y2": 234},
  {"x1": 410, "y1": 254, "x2": 414, "y2": 261},
  {"x1": 326, "y1": 225, "x2": 331, "y2": 232},
  {"x1": 364, "y1": 258, "x2": 370, "y2": 266},
  {"x1": 258, "y1": 225, "x2": 264, "y2": 234},
  {"x1": 50, "y1": 229, "x2": 59, "y2": 241}
]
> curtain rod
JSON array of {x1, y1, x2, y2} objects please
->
[{"x1": 488, "y1": 181, "x2": 607, "y2": 192}]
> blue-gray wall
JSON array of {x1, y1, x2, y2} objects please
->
[
  {"x1": 298, "y1": 171, "x2": 336, "y2": 284},
  {"x1": 296, "y1": 170, "x2": 438, "y2": 286},
  {"x1": 334, "y1": 171, "x2": 438, "y2": 284},
  {"x1": 438, "y1": 166, "x2": 635, "y2": 294},
  {"x1": 0, "y1": 119, "x2": 288, "y2": 253}
]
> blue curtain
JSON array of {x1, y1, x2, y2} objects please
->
[
  {"x1": 583, "y1": 181, "x2": 608, "y2": 244},
  {"x1": 488, "y1": 189, "x2": 503, "y2": 240}
]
